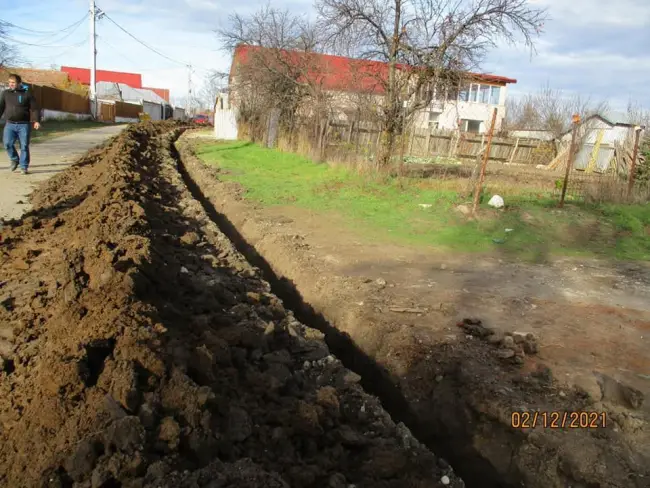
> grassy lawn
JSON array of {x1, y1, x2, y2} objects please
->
[
  {"x1": 196, "y1": 140, "x2": 650, "y2": 262},
  {"x1": 31, "y1": 120, "x2": 115, "y2": 144}
]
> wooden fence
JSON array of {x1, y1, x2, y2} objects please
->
[
  {"x1": 115, "y1": 101, "x2": 142, "y2": 119},
  {"x1": 29, "y1": 84, "x2": 90, "y2": 114},
  {"x1": 324, "y1": 121, "x2": 553, "y2": 166}
]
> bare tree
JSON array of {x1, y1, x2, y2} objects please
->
[
  {"x1": 198, "y1": 70, "x2": 224, "y2": 111},
  {"x1": 316, "y1": 0, "x2": 547, "y2": 167},
  {"x1": 0, "y1": 22, "x2": 21, "y2": 69},
  {"x1": 506, "y1": 83, "x2": 608, "y2": 141},
  {"x1": 217, "y1": 4, "x2": 333, "y2": 145}
]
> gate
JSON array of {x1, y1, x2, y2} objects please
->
[{"x1": 98, "y1": 102, "x2": 115, "y2": 123}]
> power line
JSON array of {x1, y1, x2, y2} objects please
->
[
  {"x1": 0, "y1": 14, "x2": 88, "y2": 36},
  {"x1": 96, "y1": 7, "x2": 217, "y2": 74},
  {"x1": 98, "y1": 35, "x2": 179, "y2": 73},
  {"x1": 27, "y1": 36, "x2": 89, "y2": 61},
  {"x1": 1, "y1": 15, "x2": 88, "y2": 48},
  {"x1": 0, "y1": 34, "x2": 86, "y2": 49},
  {"x1": 99, "y1": 11, "x2": 186, "y2": 67}
]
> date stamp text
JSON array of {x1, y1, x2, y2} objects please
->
[{"x1": 511, "y1": 411, "x2": 607, "y2": 429}]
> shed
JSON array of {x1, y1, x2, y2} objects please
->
[{"x1": 559, "y1": 111, "x2": 645, "y2": 174}]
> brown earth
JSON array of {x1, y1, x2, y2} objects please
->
[
  {"x1": 0, "y1": 122, "x2": 463, "y2": 487},
  {"x1": 178, "y1": 133, "x2": 650, "y2": 488}
]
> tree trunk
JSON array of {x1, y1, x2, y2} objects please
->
[{"x1": 377, "y1": 0, "x2": 403, "y2": 169}]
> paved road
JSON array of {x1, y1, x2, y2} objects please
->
[{"x1": 0, "y1": 125, "x2": 125, "y2": 220}]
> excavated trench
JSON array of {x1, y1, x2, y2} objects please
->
[{"x1": 171, "y1": 141, "x2": 511, "y2": 488}]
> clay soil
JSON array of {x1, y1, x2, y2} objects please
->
[
  {"x1": 0, "y1": 122, "x2": 463, "y2": 488},
  {"x1": 178, "y1": 133, "x2": 650, "y2": 488}
]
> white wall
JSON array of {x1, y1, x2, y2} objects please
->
[
  {"x1": 509, "y1": 130, "x2": 555, "y2": 141},
  {"x1": 142, "y1": 101, "x2": 162, "y2": 121},
  {"x1": 173, "y1": 107, "x2": 186, "y2": 120},
  {"x1": 42, "y1": 109, "x2": 92, "y2": 121},
  {"x1": 415, "y1": 84, "x2": 509, "y2": 133},
  {"x1": 116, "y1": 117, "x2": 138, "y2": 123}
]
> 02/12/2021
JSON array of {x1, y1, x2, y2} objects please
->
[{"x1": 511, "y1": 411, "x2": 607, "y2": 429}]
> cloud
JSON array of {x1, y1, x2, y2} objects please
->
[{"x1": 4, "y1": 0, "x2": 650, "y2": 109}]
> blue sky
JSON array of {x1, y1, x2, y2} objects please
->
[{"x1": 3, "y1": 0, "x2": 650, "y2": 109}]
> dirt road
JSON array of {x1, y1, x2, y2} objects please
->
[
  {"x1": 0, "y1": 122, "x2": 461, "y2": 487},
  {"x1": 178, "y1": 133, "x2": 650, "y2": 488},
  {"x1": 0, "y1": 125, "x2": 125, "y2": 220}
]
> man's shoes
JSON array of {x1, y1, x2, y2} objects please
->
[
  {"x1": 20, "y1": 168, "x2": 28, "y2": 175},
  {"x1": 9, "y1": 161, "x2": 18, "y2": 172}
]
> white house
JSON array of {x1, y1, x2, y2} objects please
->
[{"x1": 229, "y1": 45, "x2": 517, "y2": 134}]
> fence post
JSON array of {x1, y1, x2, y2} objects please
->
[
  {"x1": 508, "y1": 138, "x2": 520, "y2": 164},
  {"x1": 627, "y1": 126, "x2": 643, "y2": 199},
  {"x1": 425, "y1": 129, "x2": 432, "y2": 155},
  {"x1": 472, "y1": 108, "x2": 498, "y2": 215},
  {"x1": 559, "y1": 114, "x2": 581, "y2": 208}
]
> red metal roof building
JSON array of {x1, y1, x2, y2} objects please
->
[
  {"x1": 61, "y1": 66, "x2": 143, "y2": 88},
  {"x1": 143, "y1": 87, "x2": 170, "y2": 102},
  {"x1": 230, "y1": 45, "x2": 517, "y2": 94}
]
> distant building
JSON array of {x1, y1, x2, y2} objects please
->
[
  {"x1": 61, "y1": 66, "x2": 143, "y2": 88},
  {"x1": 559, "y1": 111, "x2": 646, "y2": 173},
  {"x1": 61, "y1": 67, "x2": 170, "y2": 102},
  {"x1": 0, "y1": 67, "x2": 70, "y2": 88},
  {"x1": 229, "y1": 44, "x2": 517, "y2": 134}
]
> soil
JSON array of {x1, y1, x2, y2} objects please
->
[
  {"x1": 0, "y1": 122, "x2": 463, "y2": 488},
  {"x1": 177, "y1": 132, "x2": 650, "y2": 488}
]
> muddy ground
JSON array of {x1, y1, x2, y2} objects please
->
[
  {"x1": 0, "y1": 122, "x2": 463, "y2": 488},
  {"x1": 178, "y1": 133, "x2": 650, "y2": 488}
]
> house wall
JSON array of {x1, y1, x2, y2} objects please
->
[
  {"x1": 230, "y1": 73, "x2": 511, "y2": 134},
  {"x1": 414, "y1": 84, "x2": 509, "y2": 133}
]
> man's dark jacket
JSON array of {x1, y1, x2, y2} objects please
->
[{"x1": 0, "y1": 84, "x2": 41, "y2": 124}]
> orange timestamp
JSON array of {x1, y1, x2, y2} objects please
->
[{"x1": 511, "y1": 410, "x2": 607, "y2": 429}]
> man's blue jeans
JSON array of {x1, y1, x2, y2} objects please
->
[{"x1": 3, "y1": 122, "x2": 31, "y2": 170}]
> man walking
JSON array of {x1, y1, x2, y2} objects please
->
[{"x1": 0, "y1": 74, "x2": 41, "y2": 175}]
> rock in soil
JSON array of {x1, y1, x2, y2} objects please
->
[{"x1": 0, "y1": 122, "x2": 463, "y2": 488}]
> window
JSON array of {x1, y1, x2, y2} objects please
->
[
  {"x1": 490, "y1": 86, "x2": 501, "y2": 105},
  {"x1": 461, "y1": 119, "x2": 481, "y2": 133},
  {"x1": 428, "y1": 110, "x2": 440, "y2": 129},
  {"x1": 469, "y1": 84, "x2": 479, "y2": 102},
  {"x1": 458, "y1": 85, "x2": 470, "y2": 101},
  {"x1": 480, "y1": 85, "x2": 490, "y2": 104}
]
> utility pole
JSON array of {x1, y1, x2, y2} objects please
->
[
  {"x1": 89, "y1": 0, "x2": 97, "y2": 119},
  {"x1": 186, "y1": 64, "x2": 192, "y2": 117}
]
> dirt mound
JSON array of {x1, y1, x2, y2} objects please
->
[{"x1": 0, "y1": 122, "x2": 462, "y2": 487}]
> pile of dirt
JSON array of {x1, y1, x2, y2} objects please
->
[
  {"x1": 176, "y1": 134, "x2": 650, "y2": 488},
  {"x1": 0, "y1": 122, "x2": 462, "y2": 487}
]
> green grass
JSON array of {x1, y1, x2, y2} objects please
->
[
  {"x1": 31, "y1": 120, "x2": 115, "y2": 144},
  {"x1": 196, "y1": 141, "x2": 650, "y2": 262}
]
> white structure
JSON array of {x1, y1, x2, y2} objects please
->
[
  {"x1": 213, "y1": 92, "x2": 238, "y2": 140},
  {"x1": 559, "y1": 111, "x2": 646, "y2": 173},
  {"x1": 413, "y1": 78, "x2": 513, "y2": 134},
  {"x1": 96, "y1": 81, "x2": 167, "y2": 120},
  {"x1": 173, "y1": 106, "x2": 186, "y2": 121}
]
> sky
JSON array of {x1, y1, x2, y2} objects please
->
[{"x1": 3, "y1": 0, "x2": 650, "y2": 110}]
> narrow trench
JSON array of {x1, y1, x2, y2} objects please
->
[{"x1": 169, "y1": 139, "x2": 513, "y2": 488}]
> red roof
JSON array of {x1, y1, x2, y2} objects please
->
[
  {"x1": 232, "y1": 45, "x2": 516, "y2": 95},
  {"x1": 143, "y1": 87, "x2": 170, "y2": 102},
  {"x1": 61, "y1": 66, "x2": 143, "y2": 88}
]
